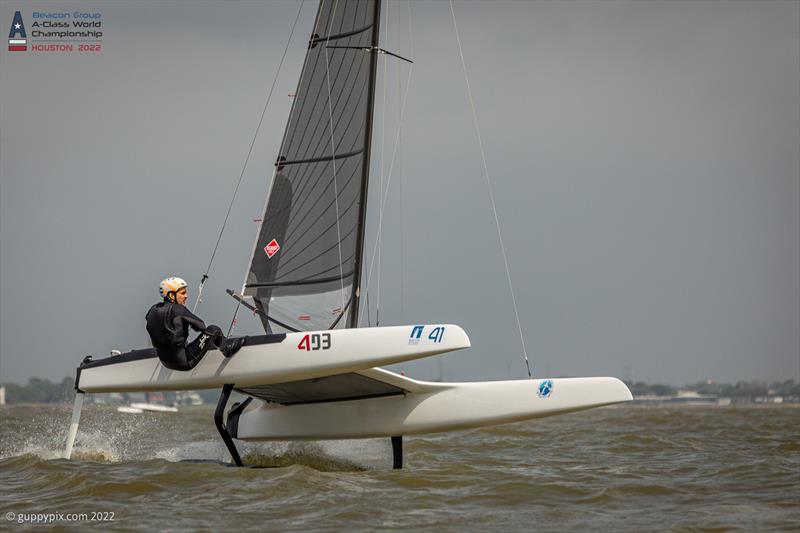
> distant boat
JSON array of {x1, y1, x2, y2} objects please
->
[
  {"x1": 128, "y1": 402, "x2": 179, "y2": 413},
  {"x1": 116, "y1": 406, "x2": 144, "y2": 414},
  {"x1": 176, "y1": 391, "x2": 203, "y2": 406},
  {"x1": 117, "y1": 392, "x2": 180, "y2": 413},
  {"x1": 117, "y1": 402, "x2": 179, "y2": 414}
]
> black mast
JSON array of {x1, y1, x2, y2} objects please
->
[{"x1": 348, "y1": 0, "x2": 382, "y2": 329}]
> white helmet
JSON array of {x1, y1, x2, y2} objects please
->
[{"x1": 159, "y1": 277, "x2": 188, "y2": 300}]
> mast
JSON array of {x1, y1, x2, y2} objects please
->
[{"x1": 349, "y1": 0, "x2": 382, "y2": 329}]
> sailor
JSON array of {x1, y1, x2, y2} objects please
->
[{"x1": 146, "y1": 277, "x2": 245, "y2": 371}]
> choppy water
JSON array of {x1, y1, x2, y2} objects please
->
[{"x1": 1, "y1": 403, "x2": 798, "y2": 531}]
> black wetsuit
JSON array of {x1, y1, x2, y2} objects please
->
[{"x1": 145, "y1": 301, "x2": 224, "y2": 371}]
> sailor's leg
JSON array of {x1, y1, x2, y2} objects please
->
[
  {"x1": 183, "y1": 342, "x2": 210, "y2": 369},
  {"x1": 204, "y1": 325, "x2": 224, "y2": 348},
  {"x1": 157, "y1": 348, "x2": 192, "y2": 371},
  {"x1": 184, "y1": 326, "x2": 223, "y2": 368},
  {"x1": 205, "y1": 324, "x2": 245, "y2": 358},
  {"x1": 185, "y1": 326, "x2": 244, "y2": 360}
]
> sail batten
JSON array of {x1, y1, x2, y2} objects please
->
[
  {"x1": 309, "y1": 23, "x2": 373, "y2": 46},
  {"x1": 245, "y1": 0, "x2": 381, "y2": 333},
  {"x1": 277, "y1": 148, "x2": 364, "y2": 168}
]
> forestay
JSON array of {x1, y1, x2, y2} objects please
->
[{"x1": 244, "y1": 0, "x2": 381, "y2": 333}]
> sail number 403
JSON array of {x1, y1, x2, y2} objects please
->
[{"x1": 297, "y1": 333, "x2": 331, "y2": 351}]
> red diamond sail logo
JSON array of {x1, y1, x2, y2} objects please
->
[{"x1": 264, "y1": 239, "x2": 280, "y2": 258}]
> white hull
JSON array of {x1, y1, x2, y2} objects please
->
[
  {"x1": 67, "y1": 324, "x2": 633, "y2": 464},
  {"x1": 77, "y1": 325, "x2": 470, "y2": 393},
  {"x1": 233, "y1": 371, "x2": 633, "y2": 440}
]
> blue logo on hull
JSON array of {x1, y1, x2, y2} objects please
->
[{"x1": 537, "y1": 379, "x2": 554, "y2": 398}]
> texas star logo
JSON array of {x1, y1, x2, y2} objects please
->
[
  {"x1": 264, "y1": 238, "x2": 280, "y2": 258},
  {"x1": 8, "y1": 11, "x2": 27, "y2": 52},
  {"x1": 537, "y1": 379, "x2": 554, "y2": 399}
]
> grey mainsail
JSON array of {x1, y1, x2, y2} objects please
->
[{"x1": 244, "y1": 0, "x2": 381, "y2": 333}]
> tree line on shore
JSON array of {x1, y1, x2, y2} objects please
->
[
  {"x1": 626, "y1": 380, "x2": 798, "y2": 399},
  {"x1": 2, "y1": 377, "x2": 75, "y2": 404}
]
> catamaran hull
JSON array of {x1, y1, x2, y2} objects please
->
[
  {"x1": 76, "y1": 325, "x2": 470, "y2": 393},
  {"x1": 231, "y1": 376, "x2": 632, "y2": 440}
]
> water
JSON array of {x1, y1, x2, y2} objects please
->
[{"x1": 1, "y1": 404, "x2": 798, "y2": 531}]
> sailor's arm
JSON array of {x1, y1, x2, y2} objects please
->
[{"x1": 173, "y1": 306, "x2": 207, "y2": 332}]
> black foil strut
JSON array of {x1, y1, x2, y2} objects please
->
[
  {"x1": 215, "y1": 384, "x2": 244, "y2": 467},
  {"x1": 391, "y1": 436, "x2": 403, "y2": 469}
]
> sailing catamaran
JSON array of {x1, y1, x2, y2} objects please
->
[{"x1": 67, "y1": 0, "x2": 631, "y2": 468}]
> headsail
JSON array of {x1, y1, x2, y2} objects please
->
[{"x1": 245, "y1": 0, "x2": 381, "y2": 333}]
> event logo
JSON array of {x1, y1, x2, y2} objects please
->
[
  {"x1": 6, "y1": 9, "x2": 103, "y2": 53},
  {"x1": 8, "y1": 11, "x2": 27, "y2": 51}
]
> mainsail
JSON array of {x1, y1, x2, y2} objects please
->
[{"x1": 244, "y1": 0, "x2": 381, "y2": 333}]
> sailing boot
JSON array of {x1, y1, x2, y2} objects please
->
[{"x1": 221, "y1": 337, "x2": 246, "y2": 358}]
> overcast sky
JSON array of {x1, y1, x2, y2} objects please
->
[{"x1": 1, "y1": 0, "x2": 798, "y2": 386}]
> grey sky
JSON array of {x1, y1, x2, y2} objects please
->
[{"x1": 1, "y1": 0, "x2": 797, "y2": 385}]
